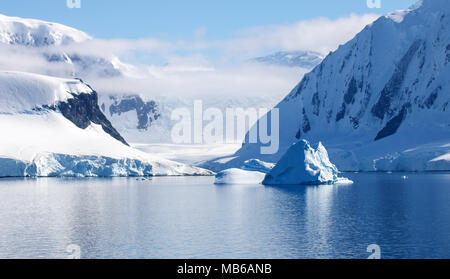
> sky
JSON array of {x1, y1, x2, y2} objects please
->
[{"x1": 1, "y1": 0, "x2": 418, "y2": 40}]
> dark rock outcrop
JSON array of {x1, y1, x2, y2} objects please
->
[
  {"x1": 57, "y1": 91, "x2": 129, "y2": 146},
  {"x1": 302, "y1": 108, "x2": 311, "y2": 133},
  {"x1": 344, "y1": 77, "x2": 358, "y2": 105},
  {"x1": 109, "y1": 95, "x2": 160, "y2": 130},
  {"x1": 374, "y1": 105, "x2": 408, "y2": 141},
  {"x1": 371, "y1": 40, "x2": 422, "y2": 120}
]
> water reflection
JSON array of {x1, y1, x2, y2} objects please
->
[{"x1": 0, "y1": 174, "x2": 449, "y2": 259}]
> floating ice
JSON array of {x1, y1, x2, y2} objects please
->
[
  {"x1": 214, "y1": 168, "x2": 266, "y2": 185},
  {"x1": 262, "y1": 140, "x2": 353, "y2": 185},
  {"x1": 242, "y1": 159, "x2": 275, "y2": 173}
]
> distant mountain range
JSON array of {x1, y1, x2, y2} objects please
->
[{"x1": 251, "y1": 51, "x2": 324, "y2": 69}]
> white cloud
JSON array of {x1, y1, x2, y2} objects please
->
[
  {"x1": 44, "y1": 13, "x2": 380, "y2": 61},
  {"x1": 162, "y1": 55, "x2": 215, "y2": 73},
  {"x1": 91, "y1": 62, "x2": 308, "y2": 100},
  {"x1": 94, "y1": 13, "x2": 379, "y2": 99},
  {"x1": 221, "y1": 13, "x2": 380, "y2": 55},
  {"x1": 47, "y1": 38, "x2": 173, "y2": 60},
  {"x1": 0, "y1": 44, "x2": 73, "y2": 77}
]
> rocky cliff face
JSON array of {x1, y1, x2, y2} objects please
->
[
  {"x1": 57, "y1": 88, "x2": 129, "y2": 146},
  {"x1": 108, "y1": 95, "x2": 160, "y2": 131}
]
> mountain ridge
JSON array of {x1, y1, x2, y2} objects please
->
[
  {"x1": 204, "y1": 0, "x2": 450, "y2": 172},
  {"x1": 251, "y1": 51, "x2": 324, "y2": 69}
]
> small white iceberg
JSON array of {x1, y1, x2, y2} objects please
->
[
  {"x1": 242, "y1": 159, "x2": 275, "y2": 173},
  {"x1": 214, "y1": 168, "x2": 266, "y2": 185},
  {"x1": 262, "y1": 140, "x2": 353, "y2": 185}
]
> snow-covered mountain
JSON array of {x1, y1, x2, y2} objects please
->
[
  {"x1": 0, "y1": 71, "x2": 212, "y2": 177},
  {"x1": 0, "y1": 13, "x2": 163, "y2": 143},
  {"x1": 251, "y1": 51, "x2": 324, "y2": 69},
  {"x1": 205, "y1": 0, "x2": 450, "y2": 172},
  {"x1": 0, "y1": 13, "x2": 122, "y2": 78},
  {"x1": 97, "y1": 94, "x2": 162, "y2": 142},
  {"x1": 44, "y1": 53, "x2": 123, "y2": 78},
  {"x1": 0, "y1": 14, "x2": 90, "y2": 46}
]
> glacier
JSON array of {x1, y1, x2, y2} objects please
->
[
  {"x1": 373, "y1": 141, "x2": 450, "y2": 171},
  {"x1": 0, "y1": 71, "x2": 213, "y2": 177},
  {"x1": 0, "y1": 153, "x2": 202, "y2": 178},
  {"x1": 262, "y1": 140, "x2": 352, "y2": 185}
]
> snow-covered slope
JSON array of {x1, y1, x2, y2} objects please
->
[
  {"x1": 251, "y1": 51, "x2": 324, "y2": 69},
  {"x1": 0, "y1": 71, "x2": 91, "y2": 113},
  {"x1": 0, "y1": 71, "x2": 212, "y2": 177},
  {"x1": 206, "y1": 0, "x2": 450, "y2": 172},
  {"x1": 0, "y1": 14, "x2": 90, "y2": 46},
  {"x1": 0, "y1": 13, "x2": 122, "y2": 79}
]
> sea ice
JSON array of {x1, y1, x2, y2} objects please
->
[{"x1": 214, "y1": 168, "x2": 266, "y2": 185}]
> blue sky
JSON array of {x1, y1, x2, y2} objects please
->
[{"x1": 1, "y1": 0, "x2": 418, "y2": 40}]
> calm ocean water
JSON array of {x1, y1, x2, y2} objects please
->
[{"x1": 0, "y1": 173, "x2": 449, "y2": 259}]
